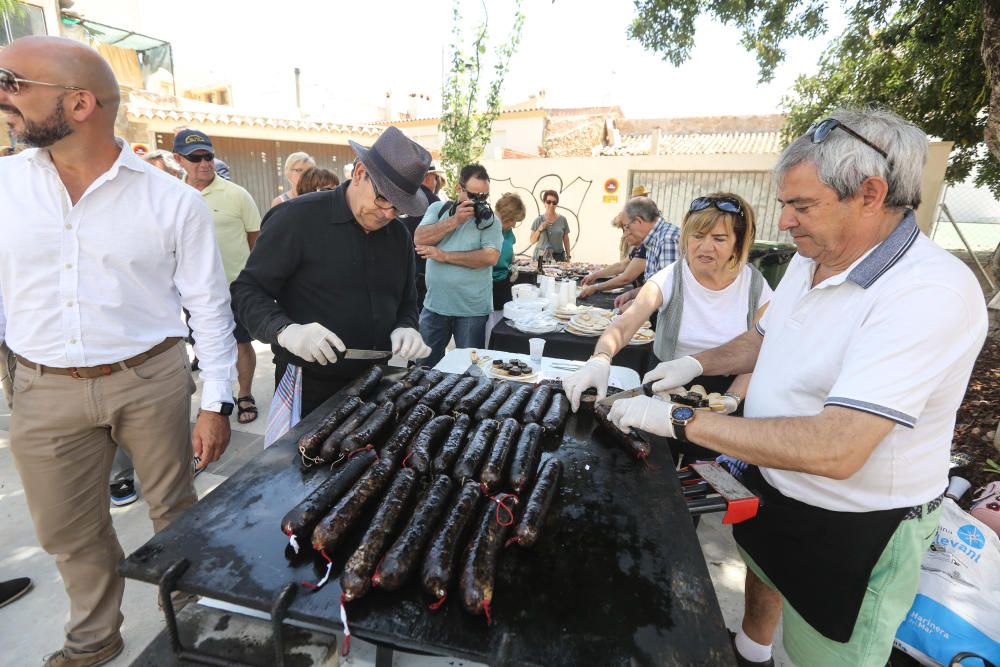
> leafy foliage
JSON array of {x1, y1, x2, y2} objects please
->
[{"x1": 438, "y1": 0, "x2": 525, "y2": 197}]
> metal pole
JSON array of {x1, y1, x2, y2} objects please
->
[
  {"x1": 294, "y1": 67, "x2": 301, "y2": 114},
  {"x1": 940, "y1": 203, "x2": 997, "y2": 292}
]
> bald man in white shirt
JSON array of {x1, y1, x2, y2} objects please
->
[{"x1": 0, "y1": 37, "x2": 237, "y2": 667}]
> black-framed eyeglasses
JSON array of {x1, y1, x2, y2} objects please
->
[
  {"x1": 806, "y1": 118, "x2": 889, "y2": 160},
  {"x1": 367, "y1": 172, "x2": 397, "y2": 211},
  {"x1": 0, "y1": 67, "x2": 102, "y2": 107},
  {"x1": 690, "y1": 196, "x2": 744, "y2": 220},
  {"x1": 180, "y1": 152, "x2": 214, "y2": 163}
]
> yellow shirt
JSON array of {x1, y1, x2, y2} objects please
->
[{"x1": 199, "y1": 176, "x2": 261, "y2": 283}]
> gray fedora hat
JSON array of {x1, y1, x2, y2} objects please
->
[{"x1": 349, "y1": 127, "x2": 432, "y2": 218}]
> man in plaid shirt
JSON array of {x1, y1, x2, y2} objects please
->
[{"x1": 613, "y1": 196, "x2": 680, "y2": 311}]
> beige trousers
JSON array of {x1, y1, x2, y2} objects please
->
[{"x1": 9, "y1": 341, "x2": 197, "y2": 652}]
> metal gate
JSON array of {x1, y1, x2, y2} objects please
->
[
  {"x1": 629, "y1": 170, "x2": 790, "y2": 243},
  {"x1": 155, "y1": 133, "x2": 355, "y2": 213}
]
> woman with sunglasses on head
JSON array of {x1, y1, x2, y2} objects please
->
[
  {"x1": 564, "y1": 193, "x2": 772, "y2": 424},
  {"x1": 269, "y1": 151, "x2": 316, "y2": 209},
  {"x1": 529, "y1": 189, "x2": 571, "y2": 262}
]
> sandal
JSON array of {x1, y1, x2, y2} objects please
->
[{"x1": 236, "y1": 394, "x2": 258, "y2": 424}]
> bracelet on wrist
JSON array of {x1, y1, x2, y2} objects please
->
[{"x1": 723, "y1": 391, "x2": 742, "y2": 403}]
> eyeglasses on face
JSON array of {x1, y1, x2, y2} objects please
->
[
  {"x1": 181, "y1": 152, "x2": 214, "y2": 163},
  {"x1": 367, "y1": 172, "x2": 397, "y2": 211},
  {"x1": 690, "y1": 196, "x2": 744, "y2": 219},
  {"x1": 0, "y1": 67, "x2": 103, "y2": 107},
  {"x1": 806, "y1": 118, "x2": 889, "y2": 160}
]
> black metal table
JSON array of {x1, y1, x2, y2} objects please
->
[{"x1": 120, "y1": 369, "x2": 733, "y2": 666}]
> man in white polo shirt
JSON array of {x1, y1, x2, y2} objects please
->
[{"x1": 608, "y1": 109, "x2": 987, "y2": 667}]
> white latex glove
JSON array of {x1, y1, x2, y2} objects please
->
[
  {"x1": 390, "y1": 327, "x2": 431, "y2": 361},
  {"x1": 562, "y1": 356, "x2": 610, "y2": 412},
  {"x1": 277, "y1": 323, "x2": 345, "y2": 365},
  {"x1": 608, "y1": 395, "x2": 676, "y2": 438},
  {"x1": 642, "y1": 356, "x2": 704, "y2": 397},
  {"x1": 0, "y1": 339, "x2": 12, "y2": 409},
  {"x1": 708, "y1": 392, "x2": 740, "y2": 415}
]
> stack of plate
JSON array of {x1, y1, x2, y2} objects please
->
[
  {"x1": 553, "y1": 303, "x2": 590, "y2": 321},
  {"x1": 566, "y1": 311, "x2": 612, "y2": 337},
  {"x1": 629, "y1": 327, "x2": 655, "y2": 345},
  {"x1": 503, "y1": 298, "x2": 550, "y2": 321},
  {"x1": 509, "y1": 313, "x2": 562, "y2": 335}
]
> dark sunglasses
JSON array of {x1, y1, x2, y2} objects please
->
[
  {"x1": 690, "y1": 196, "x2": 744, "y2": 219},
  {"x1": 544, "y1": 199, "x2": 557, "y2": 205},
  {"x1": 180, "y1": 152, "x2": 215, "y2": 163},
  {"x1": 0, "y1": 67, "x2": 102, "y2": 107},
  {"x1": 806, "y1": 118, "x2": 888, "y2": 160}
]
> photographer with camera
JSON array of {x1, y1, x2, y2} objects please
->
[{"x1": 414, "y1": 164, "x2": 503, "y2": 366}]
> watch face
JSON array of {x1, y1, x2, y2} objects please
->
[
  {"x1": 220, "y1": 402, "x2": 234, "y2": 416},
  {"x1": 672, "y1": 406, "x2": 695, "y2": 421}
]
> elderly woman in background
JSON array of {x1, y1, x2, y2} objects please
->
[
  {"x1": 296, "y1": 167, "x2": 340, "y2": 195},
  {"x1": 486, "y1": 192, "x2": 528, "y2": 339},
  {"x1": 144, "y1": 149, "x2": 182, "y2": 178},
  {"x1": 529, "y1": 189, "x2": 571, "y2": 261},
  {"x1": 564, "y1": 192, "x2": 771, "y2": 423},
  {"x1": 578, "y1": 211, "x2": 648, "y2": 298},
  {"x1": 270, "y1": 151, "x2": 316, "y2": 208}
]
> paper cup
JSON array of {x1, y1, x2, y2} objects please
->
[
  {"x1": 946, "y1": 476, "x2": 972, "y2": 502},
  {"x1": 529, "y1": 338, "x2": 545, "y2": 364}
]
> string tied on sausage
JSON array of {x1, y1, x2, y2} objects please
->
[
  {"x1": 428, "y1": 594, "x2": 447, "y2": 611},
  {"x1": 483, "y1": 598, "x2": 493, "y2": 626},
  {"x1": 504, "y1": 535, "x2": 521, "y2": 548},
  {"x1": 480, "y1": 490, "x2": 517, "y2": 527},
  {"x1": 339, "y1": 592, "x2": 352, "y2": 657},
  {"x1": 301, "y1": 549, "x2": 333, "y2": 590},
  {"x1": 298, "y1": 445, "x2": 324, "y2": 468},
  {"x1": 284, "y1": 527, "x2": 301, "y2": 555},
  {"x1": 401, "y1": 450, "x2": 414, "y2": 469},
  {"x1": 371, "y1": 555, "x2": 385, "y2": 588},
  {"x1": 347, "y1": 443, "x2": 374, "y2": 460}
]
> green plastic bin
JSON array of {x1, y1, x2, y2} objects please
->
[{"x1": 749, "y1": 241, "x2": 797, "y2": 289}]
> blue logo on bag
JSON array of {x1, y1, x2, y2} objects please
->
[{"x1": 957, "y1": 524, "x2": 986, "y2": 549}]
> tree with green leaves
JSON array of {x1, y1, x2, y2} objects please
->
[
  {"x1": 629, "y1": 1, "x2": 999, "y2": 195},
  {"x1": 438, "y1": 0, "x2": 525, "y2": 197}
]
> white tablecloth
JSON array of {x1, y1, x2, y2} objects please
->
[{"x1": 434, "y1": 347, "x2": 640, "y2": 389}]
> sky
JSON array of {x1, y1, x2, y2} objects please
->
[{"x1": 74, "y1": 0, "x2": 846, "y2": 122}]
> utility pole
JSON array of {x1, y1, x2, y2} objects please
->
[{"x1": 294, "y1": 67, "x2": 302, "y2": 114}]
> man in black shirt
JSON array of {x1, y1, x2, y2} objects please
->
[
  {"x1": 399, "y1": 165, "x2": 442, "y2": 312},
  {"x1": 232, "y1": 127, "x2": 434, "y2": 416}
]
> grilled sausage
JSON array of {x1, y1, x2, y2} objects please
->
[
  {"x1": 494, "y1": 385, "x2": 533, "y2": 421},
  {"x1": 394, "y1": 384, "x2": 430, "y2": 415},
  {"x1": 521, "y1": 385, "x2": 552, "y2": 424},
  {"x1": 432, "y1": 413, "x2": 472, "y2": 476},
  {"x1": 406, "y1": 415, "x2": 455, "y2": 475},
  {"x1": 417, "y1": 369, "x2": 444, "y2": 389},
  {"x1": 339, "y1": 400, "x2": 396, "y2": 455},
  {"x1": 297, "y1": 396, "x2": 362, "y2": 463},
  {"x1": 374, "y1": 474, "x2": 453, "y2": 591},
  {"x1": 373, "y1": 381, "x2": 406, "y2": 404},
  {"x1": 419, "y1": 374, "x2": 462, "y2": 411},
  {"x1": 422, "y1": 480, "x2": 482, "y2": 601},
  {"x1": 438, "y1": 376, "x2": 478, "y2": 414},
  {"x1": 311, "y1": 454, "x2": 399, "y2": 555},
  {"x1": 342, "y1": 365, "x2": 384, "y2": 399},
  {"x1": 509, "y1": 458, "x2": 561, "y2": 548},
  {"x1": 540, "y1": 392, "x2": 570, "y2": 434},
  {"x1": 455, "y1": 380, "x2": 493, "y2": 415},
  {"x1": 381, "y1": 403, "x2": 434, "y2": 459},
  {"x1": 454, "y1": 418, "x2": 500, "y2": 480},
  {"x1": 480, "y1": 418, "x2": 521, "y2": 492},
  {"x1": 508, "y1": 422, "x2": 544, "y2": 495},
  {"x1": 318, "y1": 402, "x2": 376, "y2": 463},
  {"x1": 281, "y1": 448, "x2": 376, "y2": 552},
  {"x1": 460, "y1": 492, "x2": 517, "y2": 618},
  {"x1": 400, "y1": 365, "x2": 427, "y2": 388},
  {"x1": 594, "y1": 403, "x2": 651, "y2": 460},
  {"x1": 340, "y1": 467, "x2": 419, "y2": 601},
  {"x1": 475, "y1": 383, "x2": 512, "y2": 421}
]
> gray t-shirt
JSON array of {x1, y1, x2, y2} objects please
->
[{"x1": 531, "y1": 214, "x2": 569, "y2": 258}]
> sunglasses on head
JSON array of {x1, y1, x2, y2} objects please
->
[
  {"x1": 806, "y1": 118, "x2": 889, "y2": 160},
  {"x1": 181, "y1": 152, "x2": 215, "y2": 163},
  {"x1": 0, "y1": 67, "x2": 102, "y2": 106},
  {"x1": 690, "y1": 196, "x2": 744, "y2": 219}
]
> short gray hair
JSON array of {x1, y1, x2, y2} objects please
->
[
  {"x1": 624, "y1": 196, "x2": 660, "y2": 223},
  {"x1": 775, "y1": 109, "x2": 927, "y2": 209},
  {"x1": 284, "y1": 151, "x2": 316, "y2": 174}
]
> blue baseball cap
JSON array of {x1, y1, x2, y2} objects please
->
[{"x1": 173, "y1": 129, "x2": 213, "y2": 156}]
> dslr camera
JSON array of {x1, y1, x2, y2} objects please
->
[{"x1": 448, "y1": 191, "x2": 494, "y2": 228}]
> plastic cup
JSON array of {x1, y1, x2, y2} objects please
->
[
  {"x1": 529, "y1": 338, "x2": 545, "y2": 365},
  {"x1": 946, "y1": 476, "x2": 972, "y2": 502}
]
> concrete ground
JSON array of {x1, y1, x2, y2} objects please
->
[{"x1": 0, "y1": 341, "x2": 789, "y2": 666}]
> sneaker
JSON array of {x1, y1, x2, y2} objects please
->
[
  {"x1": 0, "y1": 577, "x2": 32, "y2": 608},
  {"x1": 110, "y1": 479, "x2": 137, "y2": 507},
  {"x1": 43, "y1": 635, "x2": 123, "y2": 667},
  {"x1": 729, "y1": 631, "x2": 775, "y2": 667}
]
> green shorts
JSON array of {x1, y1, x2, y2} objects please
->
[{"x1": 739, "y1": 500, "x2": 941, "y2": 667}]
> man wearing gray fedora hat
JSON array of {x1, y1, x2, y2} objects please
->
[{"x1": 232, "y1": 127, "x2": 434, "y2": 417}]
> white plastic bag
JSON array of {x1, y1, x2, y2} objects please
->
[{"x1": 894, "y1": 499, "x2": 1000, "y2": 666}]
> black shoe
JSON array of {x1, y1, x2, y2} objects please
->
[
  {"x1": 729, "y1": 631, "x2": 775, "y2": 667},
  {"x1": 0, "y1": 577, "x2": 32, "y2": 608},
  {"x1": 110, "y1": 480, "x2": 137, "y2": 507},
  {"x1": 190, "y1": 357, "x2": 200, "y2": 372}
]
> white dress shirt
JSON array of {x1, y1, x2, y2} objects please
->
[{"x1": 0, "y1": 139, "x2": 236, "y2": 409}]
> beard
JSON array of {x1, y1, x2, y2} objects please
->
[{"x1": 2, "y1": 94, "x2": 74, "y2": 147}]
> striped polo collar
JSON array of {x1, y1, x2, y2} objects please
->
[{"x1": 846, "y1": 209, "x2": 919, "y2": 289}]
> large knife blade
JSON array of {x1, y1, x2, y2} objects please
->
[
  {"x1": 341, "y1": 349, "x2": 393, "y2": 360},
  {"x1": 595, "y1": 381, "x2": 656, "y2": 408}
]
